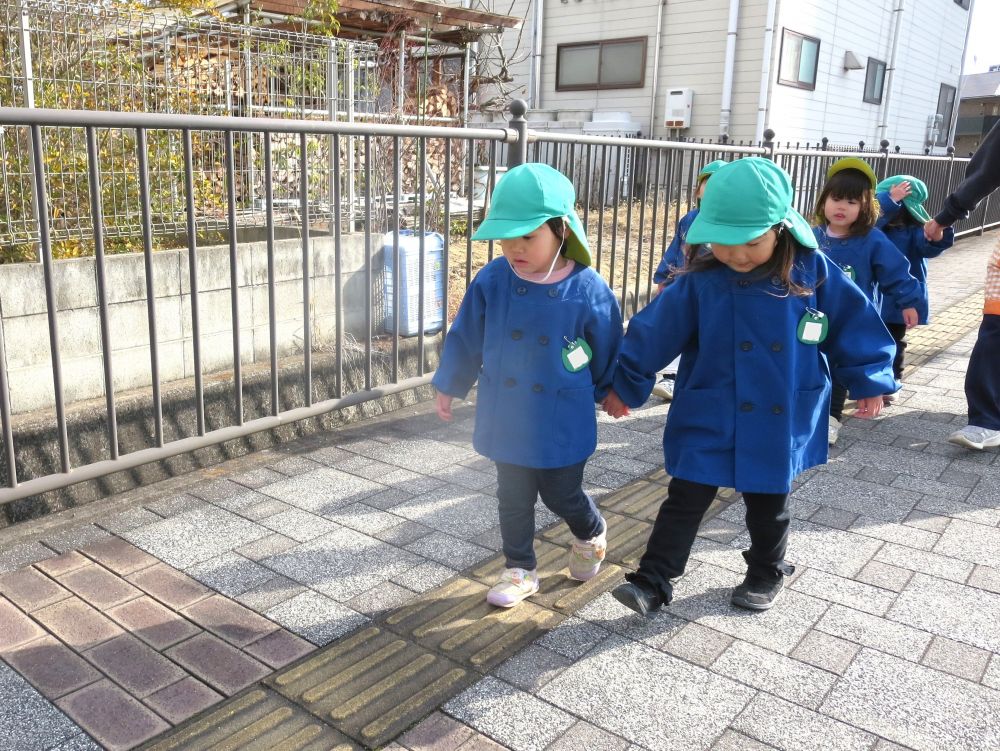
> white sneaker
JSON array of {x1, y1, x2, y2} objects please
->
[
  {"x1": 568, "y1": 518, "x2": 608, "y2": 582},
  {"x1": 651, "y1": 377, "x2": 675, "y2": 401},
  {"x1": 948, "y1": 425, "x2": 1000, "y2": 451},
  {"x1": 828, "y1": 417, "x2": 842, "y2": 445},
  {"x1": 486, "y1": 568, "x2": 539, "y2": 607}
]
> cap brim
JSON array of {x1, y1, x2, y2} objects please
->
[
  {"x1": 686, "y1": 206, "x2": 817, "y2": 249},
  {"x1": 471, "y1": 212, "x2": 592, "y2": 267},
  {"x1": 903, "y1": 201, "x2": 932, "y2": 223}
]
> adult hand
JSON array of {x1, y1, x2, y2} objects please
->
[
  {"x1": 889, "y1": 180, "x2": 911, "y2": 202},
  {"x1": 902, "y1": 307, "x2": 919, "y2": 329},
  {"x1": 602, "y1": 390, "x2": 630, "y2": 418},
  {"x1": 923, "y1": 219, "x2": 945, "y2": 242},
  {"x1": 436, "y1": 391, "x2": 454, "y2": 422},
  {"x1": 853, "y1": 396, "x2": 883, "y2": 419}
]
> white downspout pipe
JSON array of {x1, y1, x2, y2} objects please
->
[
  {"x1": 755, "y1": 0, "x2": 777, "y2": 143},
  {"x1": 719, "y1": 0, "x2": 741, "y2": 138},
  {"x1": 530, "y1": 0, "x2": 544, "y2": 109},
  {"x1": 646, "y1": 0, "x2": 667, "y2": 138},
  {"x1": 877, "y1": 0, "x2": 904, "y2": 143}
]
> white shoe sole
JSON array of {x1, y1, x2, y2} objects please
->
[
  {"x1": 948, "y1": 433, "x2": 1000, "y2": 451},
  {"x1": 486, "y1": 580, "x2": 540, "y2": 607},
  {"x1": 568, "y1": 564, "x2": 602, "y2": 582}
]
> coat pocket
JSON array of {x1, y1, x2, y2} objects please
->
[
  {"x1": 792, "y1": 385, "x2": 827, "y2": 449},
  {"x1": 554, "y1": 386, "x2": 598, "y2": 448},
  {"x1": 665, "y1": 387, "x2": 733, "y2": 449}
]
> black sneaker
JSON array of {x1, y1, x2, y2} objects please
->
[
  {"x1": 611, "y1": 581, "x2": 662, "y2": 616},
  {"x1": 731, "y1": 573, "x2": 784, "y2": 611}
]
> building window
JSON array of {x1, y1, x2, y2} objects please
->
[
  {"x1": 863, "y1": 58, "x2": 887, "y2": 104},
  {"x1": 936, "y1": 83, "x2": 957, "y2": 146},
  {"x1": 777, "y1": 29, "x2": 820, "y2": 90},
  {"x1": 555, "y1": 37, "x2": 647, "y2": 91},
  {"x1": 954, "y1": 0, "x2": 970, "y2": 9}
]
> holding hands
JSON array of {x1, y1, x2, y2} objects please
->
[
  {"x1": 923, "y1": 219, "x2": 945, "y2": 242},
  {"x1": 853, "y1": 396, "x2": 883, "y2": 419},
  {"x1": 602, "y1": 390, "x2": 630, "y2": 418}
]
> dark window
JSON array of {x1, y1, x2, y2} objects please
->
[
  {"x1": 954, "y1": 0, "x2": 970, "y2": 9},
  {"x1": 556, "y1": 37, "x2": 647, "y2": 91},
  {"x1": 777, "y1": 29, "x2": 820, "y2": 90},
  {"x1": 936, "y1": 83, "x2": 957, "y2": 146},
  {"x1": 863, "y1": 58, "x2": 887, "y2": 104}
]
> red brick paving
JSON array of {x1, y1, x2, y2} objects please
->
[{"x1": 0, "y1": 537, "x2": 316, "y2": 750}]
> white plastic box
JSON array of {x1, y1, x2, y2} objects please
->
[{"x1": 383, "y1": 230, "x2": 445, "y2": 336}]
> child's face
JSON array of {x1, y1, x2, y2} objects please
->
[
  {"x1": 709, "y1": 228, "x2": 777, "y2": 273},
  {"x1": 824, "y1": 195, "x2": 861, "y2": 230},
  {"x1": 501, "y1": 222, "x2": 565, "y2": 275}
]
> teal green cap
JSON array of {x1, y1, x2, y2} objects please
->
[
  {"x1": 686, "y1": 158, "x2": 818, "y2": 248},
  {"x1": 472, "y1": 163, "x2": 591, "y2": 266},
  {"x1": 876, "y1": 174, "x2": 931, "y2": 223},
  {"x1": 698, "y1": 159, "x2": 728, "y2": 180}
]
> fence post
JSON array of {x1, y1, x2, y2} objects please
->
[
  {"x1": 763, "y1": 129, "x2": 776, "y2": 160},
  {"x1": 16, "y1": 0, "x2": 41, "y2": 262},
  {"x1": 507, "y1": 99, "x2": 528, "y2": 168},
  {"x1": 879, "y1": 139, "x2": 891, "y2": 180}
]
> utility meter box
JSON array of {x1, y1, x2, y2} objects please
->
[{"x1": 664, "y1": 88, "x2": 694, "y2": 129}]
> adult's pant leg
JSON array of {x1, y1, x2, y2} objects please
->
[{"x1": 966, "y1": 314, "x2": 1000, "y2": 430}]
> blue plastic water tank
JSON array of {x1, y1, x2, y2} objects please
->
[{"x1": 383, "y1": 230, "x2": 445, "y2": 336}]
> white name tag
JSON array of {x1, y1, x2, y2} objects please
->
[
  {"x1": 801, "y1": 321, "x2": 823, "y2": 343},
  {"x1": 566, "y1": 346, "x2": 590, "y2": 370}
]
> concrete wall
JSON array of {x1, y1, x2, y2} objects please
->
[{"x1": 0, "y1": 234, "x2": 379, "y2": 415}]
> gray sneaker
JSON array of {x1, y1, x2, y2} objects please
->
[
  {"x1": 948, "y1": 425, "x2": 1000, "y2": 451},
  {"x1": 651, "y1": 377, "x2": 675, "y2": 401}
]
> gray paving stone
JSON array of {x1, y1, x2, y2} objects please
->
[
  {"x1": 966, "y1": 469, "x2": 1000, "y2": 508},
  {"x1": 889, "y1": 573, "x2": 1000, "y2": 653},
  {"x1": 0, "y1": 541, "x2": 55, "y2": 574},
  {"x1": 791, "y1": 474, "x2": 919, "y2": 523},
  {"x1": 669, "y1": 563, "x2": 829, "y2": 655},
  {"x1": 874, "y1": 542, "x2": 974, "y2": 584},
  {"x1": 854, "y1": 561, "x2": 913, "y2": 593},
  {"x1": 261, "y1": 526, "x2": 422, "y2": 602},
  {"x1": 0, "y1": 663, "x2": 83, "y2": 750},
  {"x1": 732, "y1": 520, "x2": 883, "y2": 579},
  {"x1": 536, "y1": 617, "x2": 610, "y2": 660},
  {"x1": 325, "y1": 503, "x2": 405, "y2": 535},
  {"x1": 97, "y1": 507, "x2": 164, "y2": 535},
  {"x1": 267, "y1": 455, "x2": 325, "y2": 476},
  {"x1": 186, "y1": 552, "x2": 276, "y2": 597},
  {"x1": 712, "y1": 640, "x2": 838, "y2": 710},
  {"x1": 122, "y1": 505, "x2": 270, "y2": 569},
  {"x1": 546, "y1": 721, "x2": 631, "y2": 751},
  {"x1": 903, "y1": 510, "x2": 951, "y2": 534},
  {"x1": 391, "y1": 486, "x2": 499, "y2": 540},
  {"x1": 188, "y1": 479, "x2": 252, "y2": 502},
  {"x1": 790, "y1": 569, "x2": 897, "y2": 616},
  {"x1": 808, "y1": 506, "x2": 858, "y2": 531},
  {"x1": 265, "y1": 590, "x2": 368, "y2": 646},
  {"x1": 493, "y1": 645, "x2": 572, "y2": 693},
  {"x1": 688, "y1": 537, "x2": 748, "y2": 574},
  {"x1": 374, "y1": 520, "x2": 435, "y2": 547},
  {"x1": 391, "y1": 560, "x2": 458, "y2": 593},
  {"x1": 711, "y1": 730, "x2": 778, "y2": 751},
  {"x1": 470, "y1": 525, "x2": 505, "y2": 552},
  {"x1": 345, "y1": 581, "x2": 415, "y2": 617},
  {"x1": 933, "y1": 519, "x2": 1000, "y2": 569},
  {"x1": 921, "y1": 636, "x2": 991, "y2": 683},
  {"x1": 234, "y1": 533, "x2": 297, "y2": 562},
  {"x1": 360, "y1": 436, "x2": 477, "y2": 473},
  {"x1": 260, "y1": 508, "x2": 338, "y2": 542},
  {"x1": 235, "y1": 575, "x2": 306, "y2": 613},
  {"x1": 790, "y1": 630, "x2": 861, "y2": 675},
  {"x1": 816, "y1": 604, "x2": 932, "y2": 661},
  {"x1": 144, "y1": 493, "x2": 205, "y2": 517},
  {"x1": 405, "y1": 532, "x2": 494, "y2": 570},
  {"x1": 734, "y1": 692, "x2": 875, "y2": 751},
  {"x1": 258, "y1": 467, "x2": 385, "y2": 514},
  {"x1": 821, "y1": 648, "x2": 1000, "y2": 751},
  {"x1": 42, "y1": 525, "x2": 111, "y2": 555},
  {"x1": 445, "y1": 677, "x2": 576, "y2": 751},
  {"x1": 718, "y1": 497, "x2": 819, "y2": 524},
  {"x1": 573, "y1": 592, "x2": 688, "y2": 647},
  {"x1": 847, "y1": 517, "x2": 939, "y2": 551},
  {"x1": 48, "y1": 734, "x2": 103, "y2": 751},
  {"x1": 537, "y1": 635, "x2": 755, "y2": 751},
  {"x1": 229, "y1": 466, "x2": 286, "y2": 489},
  {"x1": 968, "y1": 564, "x2": 1000, "y2": 595},
  {"x1": 840, "y1": 443, "x2": 951, "y2": 481},
  {"x1": 660, "y1": 622, "x2": 734, "y2": 668},
  {"x1": 891, "y1": 475, "x2": 971, "y2": 503},
  {"x1": 984, "y1": 656, "x2": 1000, "y2": 690},
  {"x1": 916, "y1": 494, "x2": 1000, "y2": 528},
  {"x1": 433, "y1": 464, "x2": 497, "y2": 491}
]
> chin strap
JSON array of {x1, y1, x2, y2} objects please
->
[{"x1": 506, "y1": 217, "x2": 568, "y2": 282}]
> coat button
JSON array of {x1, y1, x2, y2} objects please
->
[
  {"x1": 740, "y1": 341, "x2": 753, "y2": 351},
  {"x1": 771, "y1": 342, "x2": 783, "y2": 352},
  {"x1": 532, "y1": 384, "x2": 544, "y2": 393},
  {"x1": 738, "y1": 280, "x2": 751, "y2": 288},
  {"x1": 772, "y1": 405, "x2": 783, "y2": 415},
  {"x1": 771, "y1": 275, "x2": 782, "y2": 286},
  {"x1": 548, "y1": 288, "x2": 559, "y2": 298},
  {"x1": 511, "y1": 330, "x2": 523, "y2": 340},
  {"x1": 538, "y1": 335, "x2": 550, "y2": 345},
  {"x1": 504, "y1": 378, "x2": 516, "y2": 387},
  {"x1": 740, "y1": 402, "x2": 754, "y2": 412},
  {"x1": 516, "y1": 286, "x2": 527, "y2": 295}
]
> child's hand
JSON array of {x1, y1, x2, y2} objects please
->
[
  {"x1": 654, "y1": 281, "x2": 666, "y2": 296},
  {"x1": 436, "y1": 391, "x2": 455, "y2": 422},
  {"x1": 902, "y1": 307, "x2": 918, "y2": 329},
  {"x1": 853, "y1": 396, "x2": 883, "y2": 419},
  {"x1": 923, "y1": 219, "x2": 945, "y2": 242},
  {"x1": 889, "y1": 180, "x2": 911, "y2": 202},
  {"x1": 602, "y1": 390, "x2": 630, "y2": 418}
]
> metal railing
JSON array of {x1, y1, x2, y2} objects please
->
[{"x1": 0, "y1": 100, "x2": 997, "y2": 506}]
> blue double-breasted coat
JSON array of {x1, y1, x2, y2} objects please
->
[
  {"x1": 432, "y1": 258, "x2": 623, "y2": 469},
  {"x1": 612, "y1": 248, "x2": 897, "y2": 494}
]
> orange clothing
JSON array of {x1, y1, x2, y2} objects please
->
[{"x1": 985, "y1": 244, "x2": 1000, "y2": 316}]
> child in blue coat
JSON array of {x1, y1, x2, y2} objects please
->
[
  {"x1": 602, "y1": 158, "x2": 896, "y2": 614},
  {"x1": 876, "y1": 175, "x2": 955, "y2": 393},
  {"x1": 433, "y1": 163, "x2": 623, "y2": 608},
  {"x1": 651, "y1": 159, "x2": 727, "y2": 400},
  {"x1": 811, "y1": 158, "x2": 921, "y2": 443}
]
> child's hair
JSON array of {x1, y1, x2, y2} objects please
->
[
  {"x1": 680, "y1": 225, "x2": 814, "y2": 297},
  {"x1": 542, "y1": 216, "x2": 570, "y2": 254},
  {"x1": 813, "y1": 170, "x2": 879, "y2": 235},
  {"x1": 885, "y1": 209, "x2": 922, "y2": 229}
]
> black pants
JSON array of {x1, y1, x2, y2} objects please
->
[
  {"x1": 886, "y1": 322, "x2": 908, "y2": 382},
  {"x1": 626, "y1": 477, "x2": 792, "y2": 604},
  {"x1": 830, "y1": 382, "x2": 848, "y2": 421},
  {"x1": 966, "y1": 314, "x2": 1000, "y2": 430}
]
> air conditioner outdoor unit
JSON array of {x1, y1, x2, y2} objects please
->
[{"x1": 664, "y1": 88, "x2": 693, "y2": 129}]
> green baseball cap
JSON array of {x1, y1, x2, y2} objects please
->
[
  {"x1": 699, "y1": 159, "x2": 728, "y2": 181},
  {"x1": 686, "y1": 158, "x2": 818, "y2": 248},
  {"x1": 472, "y1": 163, "x2": 591, "y2": 266},
  {"x1": 876, "y1": 174, "x2": 931, "y2": 223},
  {"x1": 827, "y1": 157, "x2": 877, "y2": 189}
]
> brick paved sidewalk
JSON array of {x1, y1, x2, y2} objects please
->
[{"x1": 0, "y1": 233, "x2": 997, "y2": 751}]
